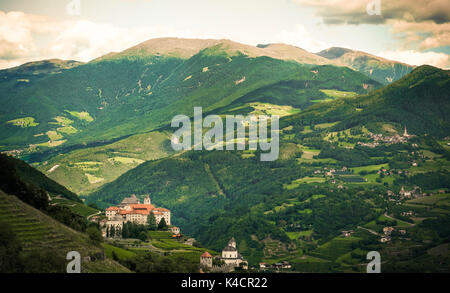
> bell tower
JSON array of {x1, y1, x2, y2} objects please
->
[{"x1": 144, "y1": 195, "x2": 151, "y2": 205}]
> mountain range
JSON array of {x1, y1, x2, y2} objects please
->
[
  {"x1": 1, "y1": 37, "x2": 449, "y2": 273},
  {"x1": 0, "y1": 38, "x2": 413, "y2": 194},
  {"x1": 0, "y1": 38, "x2": 407, "y2": 150},
  {"x1": 316, "y1": 47, "x2": 414, "y2": 84}
]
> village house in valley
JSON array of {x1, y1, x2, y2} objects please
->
[{"x1": 104, "y1": 194, "x2": 171, "y2": 235}]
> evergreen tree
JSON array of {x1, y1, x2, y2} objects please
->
[
  {"x1": 87, "y1": 226, "x2": 103, "y2": 244},
  {"x1": 138, "y1": 231, "x2": 148, "y2": 242},
  {"x1": 147, "y1": 213, "x2": 157, "y2": 231},
  {"x1": 122, "y1": 223, "x2": 128, "y2": 238},
  {"x1": 111, "y1": 226, "x2": 116, "y2": 238},
  {"x1": 158, "y1": 218, "x2": 168, "y2": 231}
]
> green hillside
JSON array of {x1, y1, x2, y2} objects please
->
[
  {"x1": 1, "y1": 38, "x2": 449, "y2": 273},
  {"x1": 287, "y1": 65, "x2": 450, "y2": 137},
  {"x1": 34, "y1": 130, "x2": 174, "y2": 195},
  {"x1": 0, "y1": 38, "x2": 379, "y2": 152},
  {"x1": 0, "y1": 190, "x2": 129, "y2": 273},
  {"x1": 100, "y1": 230, "x2": 218, "y2": 273},
  {"x1": 0, "y1": 153, "x2": 80, "y2": 202},
  {"x1": 87, "y1": 66, "x2": 450, "y2": 271},
  {"x1": 39, "y1": 61, "x2": 378, "y2": 196},
  {"x1": 0, "y1": 153, "x2": 207, "y2": 273},
  {"x1": 0, "y1": 40, "x2": 381, "y2": 196}
]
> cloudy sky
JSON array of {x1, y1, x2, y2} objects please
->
[{"x1": 0, "y1": 0, "x2": 449, "y2": 69}]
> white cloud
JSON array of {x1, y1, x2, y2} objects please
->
[
  {"x1": 0, "y1": 10, "x2": 199, "y2": 69},
  {"x1": 2, "y1": 10, "x2": 448, "y2": 71},
  {"x1": 278, "y1": 24, "x2": 328, "y2": 52},
  {"x1": 0, "y1": 11, "x2": 58, "y2": 62},
  {"x1": 378, "y1": 49, "x2": 449, "y2": 69},
  {"x1": 294, "y1": 0, "x2": 450, "y2": 56},
  {"x1": 47, "y1": 21, "x2": 200, "y2": 63},
  {"x1": 294, "y1": 0, "x2": 450, "y2": 25},
  {"x1": 389, "y1": 20, "x2": 450, "y2": 50}
]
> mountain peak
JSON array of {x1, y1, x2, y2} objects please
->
[
  {"x1": 1, "y1": 59, "x2": 83, "y2": 75},
  {"x1": 395, "y1": 64, "x2": 449, "y2": 86},
  {"x1": 127, "y1": 37, "x2": 228, "y2": 58},
  {"x1": 410, "y1": 64, "x2": 444, "y2": 74},
  {"x1": 98, "y1": 37, "x2": 336, "y2": 65},
  {"x1": 316, "y1": 47, "x2": 353, "y2": 59},
  {"x1": 317, "y1": 46, "x2": 412, "y2": 67},
  {"x1": 316, "y1": 46, "x2": 415, "y2": 84}
]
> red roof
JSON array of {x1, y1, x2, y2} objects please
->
[
  {"x1": 154, "y1": 207, "x2": 170, "y2": 213},
  {"x1": 201, "y1": 252, "x2": 212, "y2": 258},
  {"x1": 107, "y1": 204, "x2": 170, "y2": 216},
  {"x1": 129, "y1": 204, "x2": 155, "y2": 210},
  {"x1": 106, "y1": 207, "x2": 120, "y2": 211},
  {"x1": 120, "y1": 210, "x2": 149, "y2": 215}
]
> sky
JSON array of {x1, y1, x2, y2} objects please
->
[{"x1": 0, "y1": 0, "x2": 449, "y2": 69}]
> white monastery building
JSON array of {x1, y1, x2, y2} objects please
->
[
  {"x1": 220, "y1": 237, "x2": 248, "y2": 269},
  {"x1": 200, "y1": 237, "x2": 248, "y2": 271},
  {"x1": 105, "y1": 195, "x2": 171, "y2": 230}
]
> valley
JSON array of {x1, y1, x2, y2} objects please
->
[{"x1": 1, "y1": 38, "x2": 449, "y2": 273}]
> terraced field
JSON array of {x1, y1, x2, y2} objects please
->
[
  {"x1": 0, "y1": 193, "x2": 90, "y2": 254},
  {"x1": 309, "y1": 236, "x2": 362, "y2": 261},
  {"x1": 0, "y1": 191, "x2": 129, "y2": 272},
  {"x1": 50, "y1": 196, "x2": 99, "y2": 218},
  {"x1": 104, "y1": 231, "x2": 218, "y2": 266}
]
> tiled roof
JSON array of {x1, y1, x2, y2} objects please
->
[
  {"x1": 120, "y1": 209, "x2": 150, "y2": 215},
  {"x1": 106, "y1": 207, "x2": 120, "y2": 211},
  {"x1": 129, "y1": 204, "x2": 155, "y2": 209},
  {"x1": 201, "y1": 252, "x2": 212, "y2": 258},
  {"x1": 108, "y1": 202, "x2": 170, "y2": 216},
  {"x1": 154, "y1": 207, "x2": 170, "y2": 212}
]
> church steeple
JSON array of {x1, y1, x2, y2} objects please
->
[{"x1": 144, "y1": 195, "x2": 151, "y2": 205}]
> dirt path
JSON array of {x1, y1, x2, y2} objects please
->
[
  {"x1": 357, "y1": 226, "x2": 380, "y2": 236},
  {"x1": 87, "y1": 211, "x2": 101, "y2": 220},
  {"x1": 384, "y1": 212, "x2": 415, "y2": 227}
]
